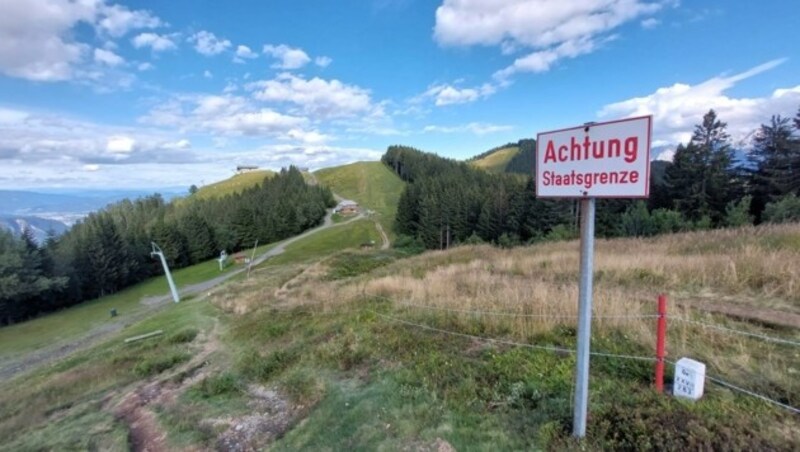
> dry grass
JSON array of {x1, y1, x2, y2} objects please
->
[{"x1": 239, "y1": 223, "x2": 800, "y2": 408}]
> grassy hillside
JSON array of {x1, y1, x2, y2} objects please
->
[
  {"x1": 0, "y1": 242, "x2": 276, "y2": 360},
  {"x1": 469, "y1": 145, "x2": 519, "y2": 173},
  {"x1": 192, "y1": 170, "x2": 275, "y2": 200},
  {"x1": 1, "y1": 223, "x2": 798, "y2": 450},
  {"x1": 314, "y1": 161, "x2": 405, "y2": 239}
]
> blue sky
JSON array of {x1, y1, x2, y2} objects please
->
[{"x1": 0, "y1": 0, "x2": 798, "y2": 189}]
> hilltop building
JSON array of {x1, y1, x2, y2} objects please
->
[
  {"x1": 334, "y1": 200, "x2": 359, "y2": 215},
  {"x1": 236, "y1": 165, "x2": 259, "y2": 174}
]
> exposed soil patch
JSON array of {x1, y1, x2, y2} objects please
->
[
  {"x1": 110, "y1": 322, "x2": 219, "y2": 451},
  {"x1": 114, "y1": 382, "x2": 172, "y2": 452},
  {"x1": 402, "y1": 437, "x2": 457, "y2": 452},
  {"x1": 212, "y1": 385, "x2": 300, "y2": 451}
]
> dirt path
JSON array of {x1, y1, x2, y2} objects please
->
[
  {"x1": 111, "y1": 320, "x2": 300, "y2": 451},
  {"x1": 674, "y1": 298, "x2": 800, "y2": 329},
  {"x1": 375, "y1": 221, "x2": 390, "y2": 250},
  {"x1": 111, "y1": 321, "x2": 221, "y2": 452}
]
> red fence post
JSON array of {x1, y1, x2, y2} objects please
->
[{"x1": 655, "y1": 294, "x2": 667, "y2": 393}]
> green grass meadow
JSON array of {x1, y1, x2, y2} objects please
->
[
  {"x1": 469, "y1": 146, "x2": 520, "y2": 174},
  {"x1": 314, "y1": 161, "x2": 405, "y2": 240},
  {"x1": 191, "y1": 170, "x2": 275, "y2": 201},
  {"x1": 268, "y1": 220, "x2": 381, "y2": 266}
]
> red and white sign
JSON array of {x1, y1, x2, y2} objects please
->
[{"x1": 536, "y1": 116, "x2": 652, "y2": 198}]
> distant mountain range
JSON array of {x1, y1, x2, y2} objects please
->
[
  {"x1": 0, "y1": 215, "x2": 69, "y2": 244},
  {"x1": 0, "y1": 188, "x2": 184, "y2": 243}
]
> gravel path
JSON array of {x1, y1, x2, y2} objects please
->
[{"x1": 375, "y1": 221, "x2": 390, "y2": 250}]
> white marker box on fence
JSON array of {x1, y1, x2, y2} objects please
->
[{"x1": 674, "y1": 357, "x2": 706, "y2": 400}]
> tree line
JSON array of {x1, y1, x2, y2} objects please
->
[
  {"x1": 385, "y1": 108, "x2": 800, "y2": 250},
  {"x1": 0, "y1": 167, "x2": 334, "y2": 325}
]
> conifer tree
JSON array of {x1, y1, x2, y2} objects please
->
[
  {"x1": 665, "y1": 110, "x2": 737, "y2": 224},
  {"x1": 749, "y1": 115, "x2": 797, "y2": 219}
]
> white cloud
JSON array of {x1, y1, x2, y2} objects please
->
[
  {"x1": 107, "y1": 136, "x2": 136, "y2": 153},
  {"x1": 189, "y1": 31, "x2": 231, "y2": 56},
  {"x1": 203, "y1": 70, "x2": 213, "y2": 79},
  {"x1": 641, "y1": 17, "x2": 660, "y2": 29},
  {"x1": 0, "y1": 0, "x2": 164, "y2": 82},
  {"x1": 241, "y1": 144, "x2": 382, "y2": 171},
  {"x1": 0, "y1": 107, "x2": 29, "y2": 123},
  {"x1": 97, "y1": 3, "x2": 161, "y2": 37},
  {"x1": 315, "y1": 56, "x2": 332, "y2": 68},
  {"x1": 138, "y1": 62, "x2": 154, "y2": 71},
  {"x1": 284, "y1": 129, "x2": 331, "y2": 144},
  {"x1": 0, "y1": 106, "x2": 367, "y2": 188},
  {"x1": 421, "y1": 82, "x2": 497, "y2": 106},
  {"x1": 262, "y1": 44, "x2": 311, "y2": 69},
  {"x1": 599, "y1": 59, "x2": 800, "y2": 146},
  {"x1": 0, "y1": 107, "x2": 313, "y2": 189},
  {"x1": 248, "y1": 73, "x2": 377, "y2": 119},
  {"x1": 0, "y1": 0, "x2": 94, "y2": 81},
  {"x1": 164, "y1": 139, "x2": 191, "y2": 149},
  {"x1": 236, "y1": 45, "x2": 257, "y2": 58},
  {"x1": 435, "y1": 0, "x2": 666, "y2": 78},
  {"x1": 655, "y1": 148, "x2": 675, "y2": 162},
  {"x1": 141, "y1": 94, "x2": 316, "y2": 138},
  {"x1": 0, "y1": 107, "x2": 200, "y2": 169},
  {"x1": 234, "y1": 45, "x2": 258, "y2": 63},
  {"x1": 206, "y1": 110, "x2": 308, "y2": 136},
  {"x1": 93, "y1": 48, "x2": 125, "y2": 67},
  {"x1": 494, "y1": 37, "x2": 598, "y2": 79},
  {"x1": 132, "y1": 32, "x2": 177, "y2": 52},
  {"x1": 423, "y1": 122, "x2": 513, "y2": 135}
]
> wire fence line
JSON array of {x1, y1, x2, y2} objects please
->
[
  {"x1": 666, "y1": 360, "x2": 800, "y2": 415},
  {"x1": 373, "y1": 310, "x2": 657, "y2": 363},
  {"x1": 671, "y1": 317, "x2": 800, "y2": 347},
  {"x1": 265, "y1": 294, "x2": 798, "y2": 414},
  {"x1": 385, "y1": 298, "x2": 660, "y2": 320},
  {"x1": 374, "y1": 311, "x2": 576, "y2": 355},
  {"x1": 397, "y1": 301, "x2": 660, "y2": 320},
  {"x1": 374, "y1": 294, "x2": 800, "y2": 347}
]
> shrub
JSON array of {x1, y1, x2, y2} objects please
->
[
  {"x1": 651, "y1": 208, "x2": 688, "y2": 234},
  {"x1": 462, "y1": 232, "x2": 485, "y2": 245},
  {"x1": 545, "y1": 224, "x2": 578, "y2": 241},
  {"x1": 133, "y1": 351, "x2": 190, "y2": 377},
  {"x1": 167, "y1": 328, "x2": 199, "y2": 344},
  {"x1": 394, "y1": 234, "x2": 425, "y2": 252},
  {"x1": 763, "y1": 193, "x2": 800, "y2": 223},
  {"x1": 724, "y1": 195, "x2": 754, "y2": 227},
  {"x1": 193, "y1": 373, "x2": 242, "y2": 398},
  {"x1": 239, "y1": 348, "x2": 299, "y2": 382},
  {"x1": 621, "y1": 201, "x2": 655, "y2": 237},
  {"x1": 327, "y1": 251, "x2": 396, "y2": 279},
  {"x1": 496, "y1": 233, "x2": 520, "y2": 249}
]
